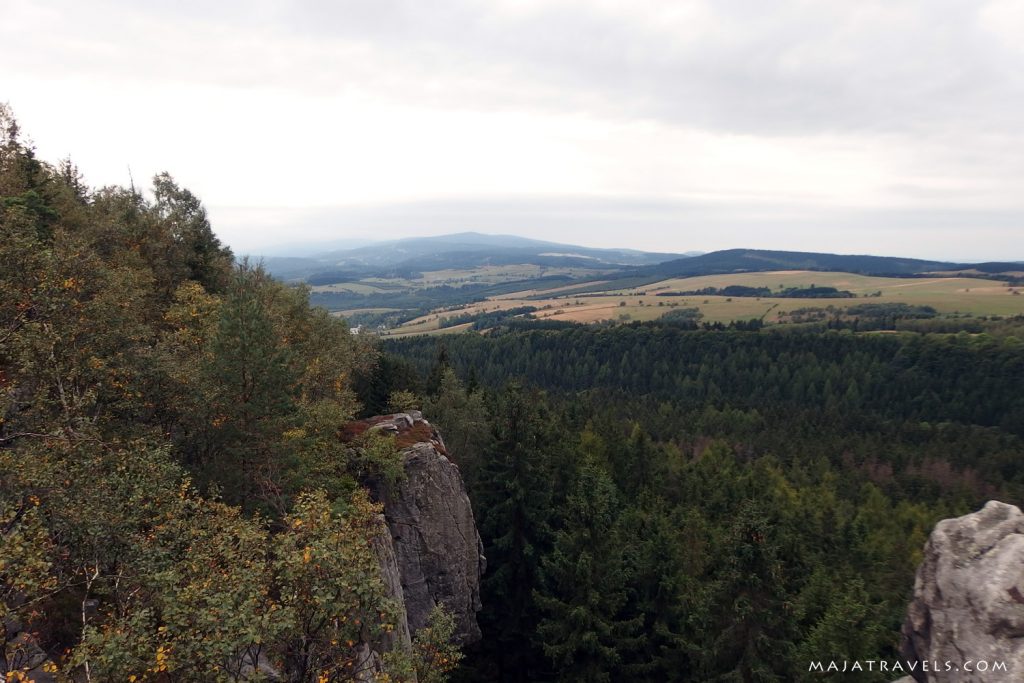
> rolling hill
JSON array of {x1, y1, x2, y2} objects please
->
[
  {"x1": 261, "y1": 232, "x2": 686, "y2": 282},
  {"x1": 642, "y1": 248, "x2": 1023, "y2": 279}
]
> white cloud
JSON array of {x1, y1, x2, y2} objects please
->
[{"x1": 1, "y1": 0, "x2": 1021, "y2": 257}]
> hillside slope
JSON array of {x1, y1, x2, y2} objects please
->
[
  {"x1": 645, "y1": 248, "x2": 1022, "y2": 279},
  {"x1": 263, "y1": 232, "x2": 685, "y2": 282}
]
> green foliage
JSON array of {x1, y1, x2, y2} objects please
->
[
  {"x1": 198, "y1": 268, "x2": 299, "y2": 510},
  {"x1": 72, "y1": 479, "x2": 280, "y2": 682},
  {"x1": 6, "y1": 105, "x2": 1022, "y2": 683},
  {"x1": 386, "y1": 390, "x2": 420, "y2": 413},
  {"x1": 535, "y1": 459, "x2": 639, "y2": 683},
  {"x1": 702, "y1": 502, "x2": 794, "y2": 682},
  {"x1": 423, "y1": 369, "x2": 489, "y2": 484},
  {"x1": 614, "y1": 500, "x2": 702, "y2": 680},
  {"x1": 794, "y1": 579, "x2": 890, "y2": 682},
  {"x1": 1, "y1": 493, "x2": 58, "y2": 677},
  {"x1": 344, "y1": 431, "x2": 407, "y2": 492},
  {"x1": 0, "y1": 111, "x2": 442, "y2": 682},
  {"x1": 411, "y1": 605, "x2": 464, "y2": 683},
  {"x1": 471, "y1": 385, "x2": 560, "y2": 682},
  {"x1": 660, "y1": 306, "x2": 704, "y2": 323},
  {"x1": 273, "y1": 489, "x2": 399, "y2": 682},
  {"x1": 386, "y1": 317, "x2": 1024, "y2": 681},
  {"x1": 151, "y1": 172, "x2": 233, "y2": 293},
  {"x1": 387, "y1": 325, "x2": 1024, "y2": 437}
]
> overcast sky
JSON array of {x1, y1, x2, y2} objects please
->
[{"x1": 3, "y1": 0, "x2": 1023, "y2": 260}]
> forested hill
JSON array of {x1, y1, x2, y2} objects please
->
[
  {"x1": 264, "y1": 232, "x2": 683, "y2": 281},
  {"x1": 642, "y1": 248, "x2": 1021, "y2": 279},
  {"x1": 0, "y1": 107, "x2": 462, "y2": 682}
]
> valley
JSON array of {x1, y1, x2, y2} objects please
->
[{"x1": 270, "y1": 236, "x2": 1023, "y2": 336}]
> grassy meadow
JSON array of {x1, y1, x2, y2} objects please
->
[{"x1": 385, "y1": 270, "x2": 1024, "y2": 333}]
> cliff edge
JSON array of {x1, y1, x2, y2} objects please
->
[{"x1": 349, "y1": 412, "x2": 486, "y2": 645}]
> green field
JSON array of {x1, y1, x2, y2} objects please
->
[
  {"x1": 382, "y1": 321, "x2": 474, "y2": 337},
  {"x1": 311, "y1": 282, "x2": 389, "y2": 294},
  {"x1": 352, "y1": 264, "x2": 610, "y2": 292}
]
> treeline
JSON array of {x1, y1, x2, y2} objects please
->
[
  {"x1": 387, "y1": 324, "x2": 1024, "y2": 436},
  {"x1": 439, "y1": 306, "x2": 539, "y2": 330},
  {"x1": 781, "y1": 304, "x2": 1024, "y2": 335},
  {"x1": 0, "y1": 108, "x2": 456, "y2": 682},
  {"x1": 658, "y1": 285, "x2": 856, "y2": 298},
  {"x1": 309, "y1": 276, "x2": 575, "y2": 314}
]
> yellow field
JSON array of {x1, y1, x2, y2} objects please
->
[
  {"x1": 390, "y1": 270, "x2": 1024, "y2": 333},
  {"x1": 492, "y1": 279, "x2": 613, "y2": 300}
]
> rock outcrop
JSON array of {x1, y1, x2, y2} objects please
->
[
  {"x1": 900, "y1": 500, "x2": 1024, "y2": 682},
  {"x1": 349, "y1": 412, "x2": 486, "y2": 645}
]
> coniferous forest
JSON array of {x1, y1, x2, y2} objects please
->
[
  {"x1": 379, "y1": 322, "x2": 1024, "y2": 681},
  {"x1": 4, "y1": 105, "x2": 1024, "y2": 683}
]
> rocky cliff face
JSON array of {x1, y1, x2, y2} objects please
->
[
  {"x1": 900, "y1": 500, "x2": 1024, "y2": 682},
  {"x1": 352, "y1": 412, "x2": 486, "y2": 645},
  {"x1": 352, "y1": 513, "x2": 417, "y2": 682}
]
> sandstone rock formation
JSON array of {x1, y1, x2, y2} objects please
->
[
  {"x1": 350, "y1": 412, "x2": 486, "y2": 644},
  {"x1": 900, "y1": 500, "x2": 1024, "y2": 682}
]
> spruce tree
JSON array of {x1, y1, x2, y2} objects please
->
[
  {"x1": 615, "y1": 500, "x2": 700, "y2": 681},
  {"x1": 472, "y1": 384, "x2": 557, "y2": 682},
  {"x1": 535, "y1": 458, "x2": 639, "y2": 683},
  {"x1": 703, "y1": 501, "x2": 795, "y2": 682}
]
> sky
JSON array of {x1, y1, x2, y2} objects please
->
[{"x1": 2, "y1": 0, "x2": 1023, "y2": 260}]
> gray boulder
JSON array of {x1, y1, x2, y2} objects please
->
[{"x1": 901, "y1": 500, "x2": 1024, "y2": 682}]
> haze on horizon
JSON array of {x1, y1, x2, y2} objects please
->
[{"x1": 3, "y1": 0, "x2": 1023, "y2": 261}]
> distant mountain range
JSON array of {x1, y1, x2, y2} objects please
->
[
  {"x1": 639, "y1": 248, "x2": 1023, "y2": 279},
  {"x1": 258, "y1": 233, "x2": 1021, "y2": 286},
  {"x1": 259, "y1": 232, "x2": 688, "y2": 281}
]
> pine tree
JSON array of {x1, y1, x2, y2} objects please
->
[
  {"x1": 152, "y1": 172, "x2": 233, "y2": 293},
  {"x1": 794, "y1": 578, "x2": 890, "y2": 682},
  {"x1": 423, "y1": 368, "x2": 490, "y2": 487},
  {"x1": 425, "y1": 344, "x2": 452, "y2": 397}
]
